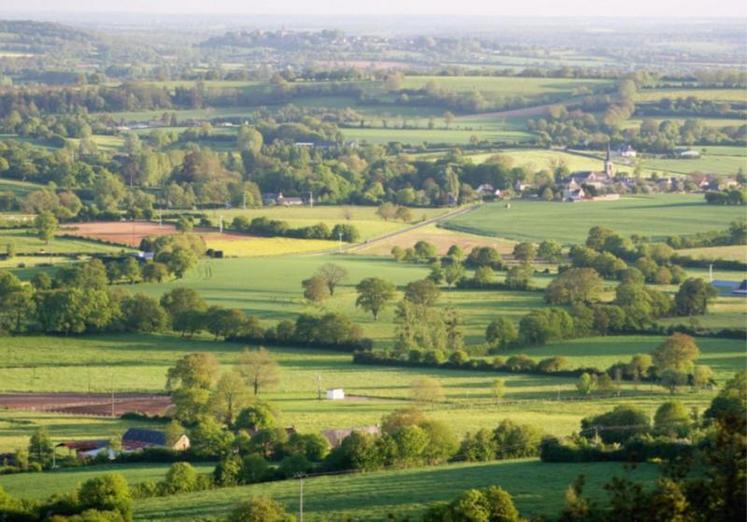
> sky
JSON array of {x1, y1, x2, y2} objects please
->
[{"x1": 2, "y1": 0, "x2": 747, "y2": 18}]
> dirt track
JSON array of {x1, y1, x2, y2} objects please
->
[{"x1": 0, "y1": 392, "x2": 172, "y2": 417}]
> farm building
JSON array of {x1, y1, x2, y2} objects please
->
[
  {"x1": 57, "y1": 440, "x2": 115, "y2": 460},
  {"x1": 323, "y1": 425, "x2": 380, "y2": 447},
  {"x1": 617, "y1": 144, "x2": 637, "y2": 158},
  {"x1": 326, "y1": 388, "x2": 345, "y2": 400},
  {"x1": 121, "y1": 428, "x2": 190, "y2": 451}
]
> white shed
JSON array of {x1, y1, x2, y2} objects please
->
[{"x1": 326, "y1": 388, "x2": 345, "y2": 400}]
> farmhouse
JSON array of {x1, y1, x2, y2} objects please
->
[
  {"x1": 262, "y1": 192, "x2": 308, "y2": 206},
  {"x1": 121, "y1": 428, "x2": 190, "y2": 451},
  {"x1": 617, "y1": 144, "x2": 637, "y2": 158}
]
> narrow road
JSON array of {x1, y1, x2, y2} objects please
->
[{"x1": 343, "y1": 203, "x2": 482, "y2": 254}]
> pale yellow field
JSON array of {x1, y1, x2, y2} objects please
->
[
  {"x1": 205, "y1": 237, "x2": 338, "y2": 257},
  {"x1": 677, "y1": 245, "x2": 747, "y2": 262}
]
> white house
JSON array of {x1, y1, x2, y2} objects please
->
[{"x1": 326, "y1": 388, "x2": 345, "y2": 400}]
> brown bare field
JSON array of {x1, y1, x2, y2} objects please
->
[
  {"x1": 356, "y1": 223, "x2": 516, "y2": 256},
  {"x1": 0, "y1": 392, "x2": 172, "y2": 417},
  {"x1": 63, "y1": 221, "x2": 249, "y2": 248}
]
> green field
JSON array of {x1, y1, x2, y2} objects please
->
[
  {"x1": 0, "y1": 329, "x2": 739, "y2": 452},
  {"x1": 635, "y1": 88, "x2": 747, "y2": 103},
  {"x1": 342, "y1": 126, "x2": 533, "y2": 145},
  {"x1": 519, "y1": 335, "x2": 745, "y2": 382},
  {"x1": 401, "y1": 76, "x2": 610, "y2": 99},
  {"x1": 444, "y1": 195, "x2": 746, "y2": 244},
  {"x1": 467, "y1": 149, "x2": 605, "y2": 172},
  {"x1": 0, "y1": 178, "x2": 45, "y2": 196},
  {"x1": 199, "y1": 205, "x2": 448, "y2": 241},
  {"x1": 0, "y1": 228, "x2": 135, "y2": 255},
  {"x1": 0, "y1": 462, "x2": 215, "y2": 500},
  {"x1": 0, "y1": 409, "x2": 165, "y2": 454},
  {"x1": 131, "y1": 459, "x2": 657, "y2": 521}
]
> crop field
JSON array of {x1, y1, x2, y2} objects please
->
[
  {"x1": 635, "y1": 88, "x2": 747, "y2": 103},
  {"x1": 677, "y1": 245, "x2": 747, "y2": 262},
  {"x1": 64, "y1": 221, "x2": 337, "y2": 256},
  {"x1": 356, "y1": 223, "x2": 517, "y2": 256},
  {"x1": 444, "y1": 194, "x2": 746, "y2": 244},
  {"x1": 131, "y1": 460, "x2": 657, "y2": 521},
  {"x1": 0, "y1": 228, "x2": 134, "y2": 255},
  {"x1": 0, "y1": 463, "x2": 215, "y2": 500}
]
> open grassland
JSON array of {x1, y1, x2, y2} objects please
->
[
  {"x1": 200, "y1": 205, "x2": 448, "y2": 241},
  {"x1": 516, "y1": 335, "x2": 745, "y2": 382},
  {"x1": 677, "y1": 245, "x2": 747, "y2": 262},
  {"x1": 401, "y1": 76, "x2": 610, "y2": 98},
  {"x1": 124, "y1": 254, "x2": 552, "y2": 342},
  {"x1": 467, "y1": 149, "x2": 605, "y2": 171},
  {"x1": 635, "y1": 88, "x2": 747, "y2": 103},
  {"x1": 0, "y1": 178, "x2": 45, "y2": 196},
  {"x1": 341, "y1": 126, "x2": 533, "y2": 145},
  {"x1": 132, "y1": 460, "x2": 657, "y2": 521},
  {"x1": 0, "y1": 228, "x2": 134, "y2": 255},
  {"x1": 642, "y1": 155, "x2": 747, "y2": 178},
  {"x1": 0, "y1": 462, "x2": 215, "y2": 500},
  {"x1": 0, "y1": 409, "x2": 164, "y2": 454},
  {"x1": 0, "y1": 331, "x2": 736, "y2": 451},
  {"x1": 444, "y1": 195, "x2": 745, "y2": 244}
]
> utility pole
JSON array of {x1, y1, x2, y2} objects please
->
[
  {"x1": 243, "y1": 192, "x2": 247, "y2": 210},
  {"x1": 338, "y1": 231, "x2": 343, "y2": 253},
  {"x1": 297, "y1": 474, "x2": 304, "y2": 522},
  {"x1": 219, "y1": 215, "x2": 223, "y2": 234},
  {"x1": 316, "y1": 374, "x2": 322, "y2": 400}
]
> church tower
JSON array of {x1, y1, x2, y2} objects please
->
[{"x1": 604, "y1": 144, "x2": 615, "y2": 178}]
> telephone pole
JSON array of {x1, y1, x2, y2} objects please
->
[{"x1": 297, "y1": 474, "x2": 305, "y2": 522}]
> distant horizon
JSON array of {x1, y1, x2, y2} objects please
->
[{"x1": 1, "y1": 0, "x2": 746, "y2": 19}]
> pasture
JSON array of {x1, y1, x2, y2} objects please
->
[
  {"x1": 635, "y1": 88, "x2": 747, "y2": 103},
  {"x1": 443, "y1": 194, "x2": 745, "y2": 244},
  {"x1": 0, "y1": 228, "x2": 133, "y2": 255},
  {"x1": 198, "y1": 205, "x2": 448, "y2": 241},
  {"x1": 131, "y1": 460, "x2": 657, "y2": 521},
  {"x1": 0, "y1": 462, "x2": 215, "y2": 500},
  {"x1": 0, "y1": 330, "x2": 738, "y2": 452},
  {"x1": 400, "y1": 76, "x2": 610, "y2": 99}
]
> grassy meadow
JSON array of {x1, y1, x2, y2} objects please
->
[
  {"x1": 130, "y1": 460, "x2": 658, "y2": 521},
  {"x1": 0, "y1": 462, "x2": 215, "y2": 500},
  {"x1": 0, "y1": 228, "x2": 134, "y2": 255},
  {"x1": 444, "y1": 194, "x2": 746, "y2": 244},
  {"x1": 0, "y1": 329, "x2": 740, "y2": 453}
]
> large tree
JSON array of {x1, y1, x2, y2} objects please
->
[
  {"x1": 651, "y1": 333, "x2": 700, "y2": 373},
  {"x1": 355, "y1": 277, "x2": 396, "y2": 320},
  {"x1": 674, "y1": 278, "x2": 718, "y2": 316},
  {"x1": 210, "y1": 370, "x2": 253, "y2": 425},
  {"x1": 238, "y1": 347, "x2": 280, "y2": 396},
  {"x1": 545, "y1": 267, "x2": 603, "y2": 305},
  {"x1": 316, "y1": 263, "x2": 348, "y2": 296},
  {"x1": 34, "y1": 211, "x2": 57, "y2": 244}
]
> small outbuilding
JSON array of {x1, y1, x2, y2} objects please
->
[{"x1": 326, "y1": 388, "x2": 345, "y2": 400}]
